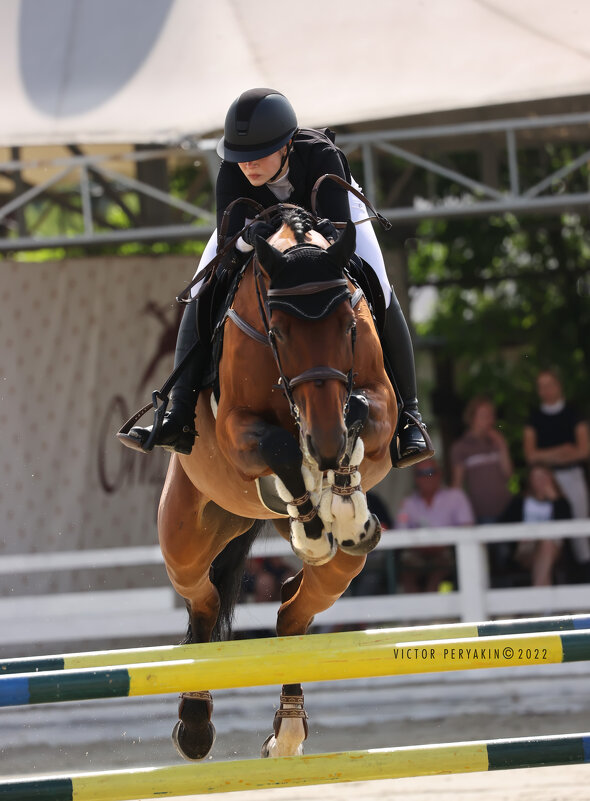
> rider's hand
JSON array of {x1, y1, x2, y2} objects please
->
[
  {"x1": 315, "y1": 218, "x2": 339, "y2": 242},
  {"x1": 242, "y1": 220, "x2": 277, "y2": 247}
]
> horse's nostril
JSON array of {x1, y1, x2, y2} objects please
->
[{"x1": 306, "y1": 431, "x2": 347, "y2": 471}]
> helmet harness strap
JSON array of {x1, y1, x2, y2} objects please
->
[{"x1": 267, "y1": 134, "x2": 296, "y2": 183}]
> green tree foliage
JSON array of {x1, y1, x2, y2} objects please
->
[{"x1": 408, "y1": 211, "x2": 590, "y2": 462}]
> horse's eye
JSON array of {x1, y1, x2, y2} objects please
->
[{"x1": 270, "y1": 326, "x2": 284, "y2": 341}]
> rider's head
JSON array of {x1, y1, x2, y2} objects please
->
[{"x1": 217, "y1": 88, "x2": 297, "y2": 184}]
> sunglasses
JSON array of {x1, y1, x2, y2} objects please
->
[{"x1": 415, "y1": 468, "x2": 438, "y2": 477}]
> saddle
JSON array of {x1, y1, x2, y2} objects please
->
[
  {"x1": 345, "y1": 255, "x2": 386, "y2": 335},
  {"x1": 196, "y1": 256, "x2": 250, "y2": 402}
]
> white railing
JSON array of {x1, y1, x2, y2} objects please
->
[{"x1": 1, "y1": 520, "x2": 589, "y2": 650}]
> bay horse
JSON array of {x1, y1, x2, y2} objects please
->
[{"x1": 158, "y1": 209, "x2": 397, "y2": 760}]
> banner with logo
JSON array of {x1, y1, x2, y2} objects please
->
[{"x1": 0, "y1": 255, "x2": 198, "y2": 593}]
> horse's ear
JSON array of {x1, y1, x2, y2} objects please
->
[
  {"x1": 254, "y1": 235, "x2": 285, "y2": 278},
  {"x1": 326, "y1": 220, "x2": 356, "y2": 267}
]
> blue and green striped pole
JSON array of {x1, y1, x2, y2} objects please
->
[
  {"x1": 1, "y1": 628, "x2": 590, "y2": 707},
  {"x1": 0, "y1": 733, "x2": 589, "y2": 800}
]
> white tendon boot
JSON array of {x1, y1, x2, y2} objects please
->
[
  {"x1": 274, "y1": 465, "x2": 337, "y2": 566},
  {"x1": 323, "y1": 438, "x2": 381, "y2": 555}
]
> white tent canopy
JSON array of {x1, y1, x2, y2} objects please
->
[{"x1": 3, "y1": 0, "x2": 590, "y2": 147}]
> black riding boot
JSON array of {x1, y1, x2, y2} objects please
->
[
  {"x1": 382, "y1": 288, "x2": 434, "y2": 468},
  {"x1": 121, "y1": 301, "x2": 208, "y2": 455}
]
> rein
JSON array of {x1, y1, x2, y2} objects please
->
[
  {"x1": 311, "y1": 174, "x2": 392, "y2": 231},
  {"x1": 175, "y1": 175, "x2": 389, "y2": 304}
]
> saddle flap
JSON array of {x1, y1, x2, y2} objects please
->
[{"x1": 346, "y1": 256, "x2": 386, "y2": 334}]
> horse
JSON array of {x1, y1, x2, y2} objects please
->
[{"x1": 157, "y1": 208, "x2": 397, "y2": 760}]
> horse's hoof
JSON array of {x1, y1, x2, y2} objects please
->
[
  {"x1": 290, "y1": 531, "x2": 337, "y2": 565},
  {"x1": 171, "y1": 719, "x2": 216, "y2": 762},
  {"x1": 261, "y1": 733, "x2": 305, "y2": 758},
  {"x1": 337, "y1": 514, "x2": 382, "y2": 556},
  {"x1": 261, "y1": 733, "x2": 275, "y2": 758}
]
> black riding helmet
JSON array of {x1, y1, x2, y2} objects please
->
[{"x1": 217, "y1": 88, "x2": 298, "y2": 163}]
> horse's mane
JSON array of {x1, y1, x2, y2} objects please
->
[{"x1": 281, "y1": 208, "x2": 314, "y2": 244}]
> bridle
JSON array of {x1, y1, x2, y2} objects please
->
[{"x1": 226, "y1": 245, "x2": 362, "y2": 427}]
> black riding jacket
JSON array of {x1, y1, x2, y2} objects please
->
[{"x1": 216, "y1": 128, "x2": 353, "y2": 240}]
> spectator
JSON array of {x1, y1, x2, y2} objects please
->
[
  {"x1": 395, "y1": 457, "x2": 475, "y2": 592},
  {"x1": 500, "y1": 464, "x2": 571, "y2": 586},
  {"x1": 242, "y1": 556, "x2": 295, "y2": 603},
  {"x1": 451, "y1": 395, "x2": 513, "y2": 524},
  {"x1": 451, "y1": 395, "x2": 514, "y2": 583},
  {"x1": 523, "y1": 368, "x2": 590, "y2": 569}
]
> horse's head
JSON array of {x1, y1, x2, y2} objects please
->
[{"x1": 255, "y1": 216, "x2": 357, "y2": 470}]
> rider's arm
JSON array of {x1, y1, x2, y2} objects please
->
[
  {"x1": 523, "y1": 424, "x2": 583, "y2": 465},
  {"x1": 304, "y1": 142, "x2": 352, "y2": 223}
]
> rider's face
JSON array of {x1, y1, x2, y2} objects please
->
[{"x1": 238, "y1": 146, "x2": 287, "y2": 186}]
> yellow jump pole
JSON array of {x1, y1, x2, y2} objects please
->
[
  {"x1": 1, "y1": 732, "x2": 589, "y2": 800},
  {"x1": 2, "y1": 628, "x2": 589, "y2": 706},
  {"x1": 2, "y1": 612, "x2": 589, "y2": 675}
]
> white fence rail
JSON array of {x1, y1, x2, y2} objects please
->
[{"x1": 1, "y1": 520, "x2": 590, "y2": 649}]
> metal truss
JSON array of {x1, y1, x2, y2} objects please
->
[
  {"x1": 335, "y1": 110, "x2": 590, "y2": 224},
  {"x1": 0, "y1": 145, "x2": 219, "y2": 251},
  {"x1": 1, "y1": 110, "x2": 589, "y2": 251}
]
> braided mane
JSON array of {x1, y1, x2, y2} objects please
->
[{"x1": 281, "y1": 208, "x2": 314, "y2": 244}]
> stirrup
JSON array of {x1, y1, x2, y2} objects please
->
[
  {"x1": 391, "y1": 410, "x2": 435, "y2": 469},
  {"x1": 117, "y1": 424, "x2": 198, "y2": 455},
  {"x1": 117, "y1": 391, "x2": 197, "y2": 455},
  {"x1": 117, "y1": 389, "x2": 169, "y2": 453}
]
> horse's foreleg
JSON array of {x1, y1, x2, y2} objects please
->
[
  {"x1": 222, "y1": 416, "x2": 336, "y2": 565},
  {"x1": 311, "y1": 393, "x2": 381, "y2": 557},
  {"x1": 261, "y1": 550, "x2": 365, "y2": 758}
]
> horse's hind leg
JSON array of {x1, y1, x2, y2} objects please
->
[
  {"x1": 261, "y1": 682, "x2": 308, "y2": 758},
  {"x1": 158, "y1": 455, "x2": 256, "y2": 761},
  {"x1": 277, "y1": 548, "x2": 366, "y2": 637},
  {"x1": 261, "y1": 524, "x2": 366, "y2": 757}
]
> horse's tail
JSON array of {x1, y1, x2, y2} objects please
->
[{"x1": 210, "y1": 520, "x2": 266, "y2": 641}]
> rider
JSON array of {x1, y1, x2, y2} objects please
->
[{"x1": 120, "y1": 88, "x2": 433, "y2": 467}]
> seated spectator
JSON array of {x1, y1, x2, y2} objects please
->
[
  {"x1": 242, "y1": 556, "x2": 295, "y2": 603},
  {"x1": 451, "y1": 395, "x2": 513, "y2": 524},
  {"x1": 523, "y1": 367, "x2": 590, "y2": 575},
  {"x1": 395, "y1": 458, "x2": 475, "y2": 593},
  {"x1": 499, "y1": 463, "x2": 572, "y2": 586}
]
